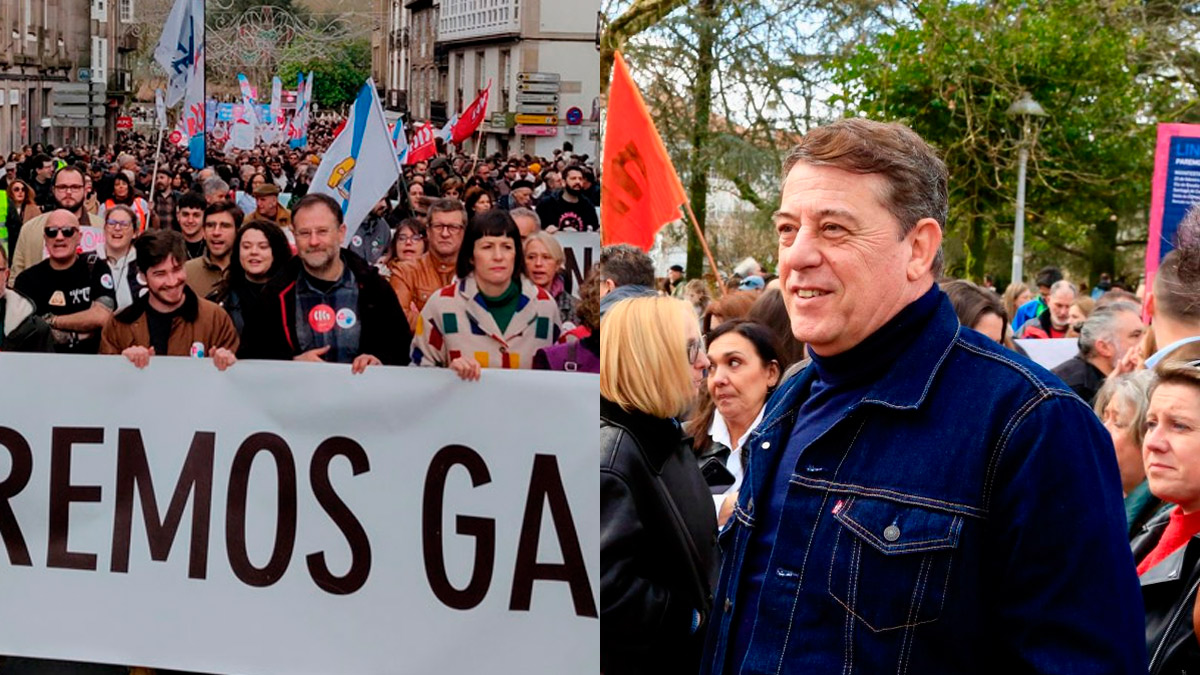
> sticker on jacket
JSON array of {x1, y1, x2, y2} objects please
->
[
  {"x1": 309, "y1": 304, "x2": 335, "y2": 333},
  {"x1": 336, "y1": 308, "x2": 357, "y2": 329}
]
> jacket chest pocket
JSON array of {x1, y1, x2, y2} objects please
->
[{"x1": 827, "y1": 495, "x2": 962, "y2": 632}]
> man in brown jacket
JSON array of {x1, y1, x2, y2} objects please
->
[
  {"x1": 101, "y1": 229, "x2": 238, "y2": 370},
  {"x1": 389, "y1": 197, "x2": 465, "y2": 328}
]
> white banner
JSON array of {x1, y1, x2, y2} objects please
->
[
  {"x1": 0, "y1": 354, "x2": 598, "y2": 674},
  {"x1": 1015, "y1": 337, "x2": 1078, "y2": 370},
  {"x1": 555, "y1": 230, "x2": 600, "y2": 298}
]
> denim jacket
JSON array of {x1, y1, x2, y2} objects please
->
[{"x1": 700, "y1": 293, "x2": 1146, "y2": 674}]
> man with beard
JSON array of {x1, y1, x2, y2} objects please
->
[
  {"x1": 536, "y1": 166, "x2": 598, "y2": 232},
  {"x1": 1017, "y1": 279, "x2": 1077, "y2": 339},
  {"x1": 153, "y1": 168, "x2": 179, "y2": 232},
  {"x1": 185, "y1": 200, "x2": 239, "y2": 299},
  {"x1": 101, "y1": 228, "x2": 238, "y2": 369},
  {"x1": 9, "y1": 165, "x2": 104, "y2": 280},
  {"x1": 240, "y1": 192, "x2": 410, "y2": 370},
  {"x1": 177, "y1": 191, "x2": 208, "y2": 259},
  {"x1": 13, "y1": 209, "x2": 115, "y2": 353}
]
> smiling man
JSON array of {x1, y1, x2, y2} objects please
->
[
  {"x1": 100, "y1": 229, "x2": 238, "y2": 370},
  {"x1": 185, "y1": 200, "x2": 240, "y2": 299},
  {"x1": 12, "y1": 209, "x2": 115, "y2": 354},
  {"x1": 240, "y1": 192, "x2": 410, "y2": 371},
  {"x1": 699, "y1": 119, "x2": 1144, "y2": 674}
]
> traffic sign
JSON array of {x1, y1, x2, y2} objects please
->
[
  {"x1": 169, "y1": 129, "x2": 183, "y2": 144},
  {"x1": 517, "y1": 72, "x2": 560, "y2": 83},
  {"x1": 517, "y1": 104, "x2": 558, "y2": 115},
  {"x1": 516, "y1": 93, "x2": 558, "y2": 104},
  {"x1": 51, "y1": 104, "x2": 105, "y2": 117},
  {"x1": 51, "y1": 117, "x2": 92, "y2": 128},
  {"x1": 79, "y1": 68, "x2": 91, "y2": 81},
  {"x1": 514, "y1": 114, "x2": 558, "y2": 126},
  {"x1": 517, "y1": 82, "x2": 560, "y2": 94},
  {"x1": 516, "y1": 125, "x2": 558, "y2": 137},
  {"x1": 565, "y1": 107, "x2": 583, "y2": 125}
]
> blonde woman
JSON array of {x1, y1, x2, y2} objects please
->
[
  {"x1": 523, "y1": 230, "x2": 578, "y2": 326},
  {"x1": 601, "y1": 296, "x2": 717, "y2": 675},
  {"x1": 1002, "y1": 281, "x2": 1033, "y2": 326}
]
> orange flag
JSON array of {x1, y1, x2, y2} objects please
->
[{"x1": 602, "y1": 51, "x2": 688, "y2": 251}]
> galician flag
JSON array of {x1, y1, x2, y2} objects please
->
[
  {"x1": 391, "y1": 120, "x2": 409, "y2": 165},
  {"x1": 154, "y1": 0, "x2": 203, "y2": 107},
  {"x1": 310, "y1": 79, "x2": 401, "y2": 243}
]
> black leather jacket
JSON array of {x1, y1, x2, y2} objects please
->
[
  {"x1": 601, "y1": 398, "x2": 718, "y2": 675},
  {"x1": 1132, "y1": 506, "x2": 1200, "y2": 674}
]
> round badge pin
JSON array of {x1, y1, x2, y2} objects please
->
[
  {"x1": 309, "y1": 304, "x2": 336, "y2": 333},
  {"x1": 335, "y1": 308, "x2": 358, "y2": 329},
  {"x1": 100, "y1": 273, "x2": 114, "y2": 290},
  {"x1": 351, "y1": 235, "x2": 363, "y2": 247},
  {"x1": 190, "y1": 341, "x2": 205, "y2": 358}
]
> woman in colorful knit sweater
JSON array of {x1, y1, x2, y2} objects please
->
[{"x1": 410, "y1": 209, "x2": 561, "y2": 380}]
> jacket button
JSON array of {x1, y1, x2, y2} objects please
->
[
  {"x1": 724, "y1": 597, "x2": 732, "y2": 612},
  {"x1": 761, "y1": 441, "x2": 771, "y2": 450},
  {"x1": 883, "y1": 525, "x2": 901, "y2": 542}
]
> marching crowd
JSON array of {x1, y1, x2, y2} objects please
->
[
  {"x1": 0, "y1": 125, "x2": 602, "y2": 384},
  {"x1": 601, "y1": 118, "x2": 1200, "y2": 674}
]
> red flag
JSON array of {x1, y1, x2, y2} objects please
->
[
  {"x1": 451, "y1": 81, "x2": 491, "y2": 145},
  {"x1": 602, "y1": 51, "x2": 687, "y2": 251},
  {"x1": 406, "y1": 123, "x2": 437, "y2": 165}
]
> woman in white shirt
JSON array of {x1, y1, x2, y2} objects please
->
[{"x1": 687, "y1": 319, "x2": 781, "y2": 527}]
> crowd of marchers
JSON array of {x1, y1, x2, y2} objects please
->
[{"x1": 0, "y1": 130, "x2": 601, "y2": 381}]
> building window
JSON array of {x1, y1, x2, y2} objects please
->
[{"x1": 119, "y1": 0, "x2": 134, "y2": 22}]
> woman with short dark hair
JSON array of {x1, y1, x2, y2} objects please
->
[{"x1": 410, "y1": 209, "x2": 560, "y2": 380}]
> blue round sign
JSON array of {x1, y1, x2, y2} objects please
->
[{"x1": 566, "y1": 107, "x2": 583, "y2": 125}]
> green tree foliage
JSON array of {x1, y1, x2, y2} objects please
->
[
  {"x1": 278, "y1": 39, "x2": 371, "y2": 109},
  {"x1": 831, "y1": 0, "x2": 1197, "y2": 284}
]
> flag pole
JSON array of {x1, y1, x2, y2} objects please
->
[
  {"x1": 680, "y1": 198, "x2": 724, "y2": 296},
  {"x1": 149, "y1": 126, "x2": 164, "y2": 215},
  {"x1": 468, "y1": 124, "x2": 486, "y2": 177}
]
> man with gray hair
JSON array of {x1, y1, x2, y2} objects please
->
[
  {"x1": 1018, "y1": 278, "x2": 1077, "y2": 339},
  {"x1": 1051, "y1": 301, "x2": 1145, "y2": 403},
  {"x1": 510, "y1": 207, "x2": 540, "y2": 239},
  {"x1": 202, "y1": 176, "x2": 231, "y2": 206}
]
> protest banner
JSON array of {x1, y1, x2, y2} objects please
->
[
  {"x1": 0, "y1": 355, "x2": 598, "y2": 674},
  {"x1": 556, "y1": 230, "x2": 600, "y2": 298},
  {"x1": 1148, "y1": 123, "x2": 1200, "y2": 285}
]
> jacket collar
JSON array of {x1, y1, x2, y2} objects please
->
[
  {"x1": 759, "y1": 289, "x2": 960, "y2": 436},
  {"x1": 455, "y1": 274, "x2": 544, "y2": 341},
  {"x1": 601, "y1": 398, "x2": 685, "y2": 470}
]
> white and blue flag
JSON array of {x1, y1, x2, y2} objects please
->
[
  {"x1": 391, "y1": 119, "x2": 409, "y2": 165},
  {"x1": 154, "y1": 0, "x2": 203, "y2": 107},
  {"x1": 310, "y1": 79, "x2": 401, "y2": 244}
]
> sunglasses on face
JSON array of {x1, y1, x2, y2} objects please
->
[{"x1": 44, "y1": 226, "x2": 78, "y2": 239}]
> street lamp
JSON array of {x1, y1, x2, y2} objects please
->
[{"x1": 1006, "y1": 91, "x2": 1047, "y2": 285}]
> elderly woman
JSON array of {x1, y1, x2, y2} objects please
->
[
  {"x1": 687, "y1": 320, "x2": 781, "y2": 527},
  {"x1": 410, "y1": 209, "x2": 561, "y2": 380},
  {"x1": 1093, "y1": 370, "x2": 1160, "y2": 537},
  {"x1": 1133, "y1": 355, "x2": 1200, "y2": 672},
  {"x1": 601, "y1": 295, "x2": 717, "y2": 675},
  {"x1": 523, "y1": 230, "x2": 578, "y2": 327}
]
